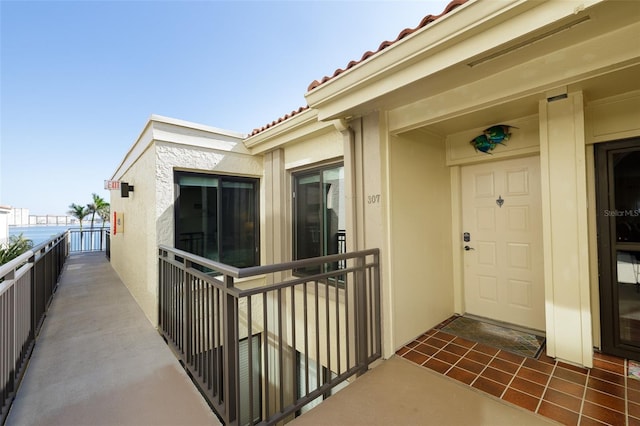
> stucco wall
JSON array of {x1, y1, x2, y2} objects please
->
[
  {"x1": 284, "y1": 128, "x2": 343, "y2": 171},
  {"x1": 388, "y1": 131, "x2": 454, "y2": 348},
  {"x1": 155, "y1": 141, "x2": 263, "y2": 249},
  {"x1": 110, "y1": 119, "x2": 264, "y2": 324},
  {"x1": 110, "y1": 144, "x2": 158, "y2": 322}
]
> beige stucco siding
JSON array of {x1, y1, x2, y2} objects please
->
[
  {"x1": 284, "y1": 129, "x2": 343, "y2": 171},
  {"x1": 110, "y1": 144, "x2": 158, "y2": 322},
  {"x1": 155, "y1": 141, "x2": 263, "y2": 249},
  {"x1": 387, "y1": 131, "x2": 453, "y2": 348},
  {"x1": 110, "y1": 117, "x2": 262, "y2": 324}
]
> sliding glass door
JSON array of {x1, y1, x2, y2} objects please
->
[
  {"x1": 596, "y1": 138, "x2": 640, "y2": 359},
  {"x1": 293, "y1": 164, "x2": 345, "y2": 275},
  {"x1": 175, "y1": 172, "x2": 259, "y2": 268}
]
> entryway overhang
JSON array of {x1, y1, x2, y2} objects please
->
[{"x1": 304, "y1": 0, "x2": 639, "y2": 136}]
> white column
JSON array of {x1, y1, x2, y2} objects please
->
[{"x1": 539, "y1": 90, "x2": 593, "y2": 367}]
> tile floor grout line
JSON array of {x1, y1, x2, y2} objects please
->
[
  {"x1": 534, "y1": 359, "x2": 557, "y2": 414},
  {"x1": 498, "y1": 356, "x2": 526, "y2": 400},
  {"x1": 626, "y1": 359, "x2": 629, "y2": 426},
  {"x1": 576, "y1": 366, "x2": 590, "y2": 425},
  {"x1": 414, "y1": 324, "x2": 637, "y2": 425},
  {"x1": 446, "y1": 341, "x2": 475, "y2": 375},
  {"x1": 429, "y1": 333, "x2": 470, "y2": 375},
  {"x1": 469, "y1": 347, "x2": 500, "y2": 388}
]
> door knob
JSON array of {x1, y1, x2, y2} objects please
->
[{"x1": 464, "y1": 245, "x2": 475, "y2": 251}]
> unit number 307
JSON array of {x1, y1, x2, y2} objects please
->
[{"x1": 367, "y1": 194, "x2": 381, "y2": 204}]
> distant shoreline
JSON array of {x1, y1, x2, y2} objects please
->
[{"x1": 9, "y1": 224, "x2": 110, "y2": 245}]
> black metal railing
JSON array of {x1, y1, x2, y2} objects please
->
[
  {"x1": 158, "y1": 246, "x2": 381, "y2": 425},
  {"x1": 0, "y1": 233, "x2": 67, "y2": 424},
  {"x1": 105, "y1": 231, "x2": 111, "y2": 260},
  {"x1": 67, "y1": 228, "x2": 109, "y2": 253}
]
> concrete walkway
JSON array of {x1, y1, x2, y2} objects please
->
[
  {"x1": 291, "y1": 356, "x2": 554, "y2": 426},
  {"x1": 6, "y1": 253, "x2": 219, "y2": 426}
]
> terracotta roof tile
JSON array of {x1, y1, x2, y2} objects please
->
[
  {"x1": 249, "y1": 0, "x2": 468, "y2": 138},
  {"x1": 307, "y1": 0, "x2": 469, "y2": 92},
  {"x1": 249, "y1": 106, "x2": 309, "y2": 137}
]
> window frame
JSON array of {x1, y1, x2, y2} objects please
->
[
  {"x1": 174, "y1": 170, "x2": 260, "y2": 268},
  {"x1": 291, "y1": 162, "x2": 345, "y2": 275}
]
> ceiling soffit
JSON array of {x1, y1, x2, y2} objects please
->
[
  {"x1": 388, "y1": 18, "x2": 640, "y2": 135},
  {"x1": 306, "y1": 0, "x2": 640, "y2": 125}
]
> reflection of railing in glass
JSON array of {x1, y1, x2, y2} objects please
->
[
  {"x1": 178, "y1": 232, "x2": 204, "y2": 257},
  {"x1": 338, "y1": 230, "x2": 346, "y2": 270}
]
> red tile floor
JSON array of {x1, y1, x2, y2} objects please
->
[{"x1": 396, "y1": 319, "x2": 640, "y2": 425}]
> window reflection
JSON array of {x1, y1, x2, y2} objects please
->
[
  {"x1": 175, "y1": 172, "x2": 259, "y2": 268},
  {"x1": 617, "y1": 250, "x2": 640, "y2": 344},
  {"x1": 293, "y1": 164, "x2": 345, "y2": 275},
  {"x1": 613, "y1": 151, "x2": 640, "y2": 243}
]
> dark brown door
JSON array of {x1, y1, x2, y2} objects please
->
[{"x1": 596, "y1": 138, "x2": 640, "y2": 360}]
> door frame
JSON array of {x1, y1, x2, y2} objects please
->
[
  {"x1": 456, "y1": 154, "x2": 545, "y2": 331},
  {"x1": 595, "y1": 137, "x2": 640, "y2": 360}
]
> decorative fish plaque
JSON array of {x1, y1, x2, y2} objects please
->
[{"x1": 470, "y1": 124, "x2": 515, "y2": 155}]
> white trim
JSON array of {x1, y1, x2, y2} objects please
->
[
  {"x1": 111, "y1": 115, "x2": 246, "y2": 181},
  {"x1": 306, "y1": 0, "x2": 607, "y2": 121}
]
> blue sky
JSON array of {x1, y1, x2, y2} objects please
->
[{"x1": 1, "y1": 0, "x2": 450, "y2": 216}]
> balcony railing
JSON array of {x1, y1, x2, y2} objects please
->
[
  {"x1": 158, "y1": 246, "x2": 381, "y2": 425},
  {"x1": 0, "y1": 233, "x2": 67, "y2": 424},
  {"x1": 67, "y1": 228, "x2": 110, "y2": 253}
]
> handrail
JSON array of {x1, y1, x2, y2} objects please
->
[
  {"x1": 0, "y1": 232, "x2": 68, "y2": 425},
  {"x1": 67, "y1": 228, "x2": 109, "y2": 253},
  {"x1": 0, "y1": 251, "x2": 33, "y2": 281},
  {"x1": 158, "y1": 244, "x2": 379, "y2": 279},
  {"x1": 158, "y1": 245, "x2": 382, "y2": 425}
]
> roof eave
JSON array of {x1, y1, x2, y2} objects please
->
[
  {"x1": 111, "y1": 115, "x2": 246, "y2": 181},
  {"x1": 305, "y1": 0, "x2": 595, "y2": 122},
  {"x1": 244, "y1": 108, "x2": 338, "y2": 155}
]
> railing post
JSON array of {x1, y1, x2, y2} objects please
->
[
  {"x1": 7, "y1": 267, "x2": 17, "y2": 402},
  {"x1": 158, "y1": 249, "x2": 164, "y2": 329},
  {"x1": 28, "y1": 252, "x2": 37, "y2": 340},
  {"x1": 184, "y1": 258, "x2": 192, "y2": 363},
  {"x1": 355, "y1": 254, "x2": 368, "y2": 376},
  {"x1": 223, "y1": 274, "x2": 238, "y2": 424}
]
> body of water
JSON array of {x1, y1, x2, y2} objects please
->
[{"x1": 10, "y1": 225, "x2": 75, "y2": 245}]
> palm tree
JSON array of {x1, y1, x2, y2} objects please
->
[
  {"x1": 98, "y1": 204, "x2": 111, "y2": 229},
  {"x1": 68, "y1": 203, "x2": 89, "y2": 230},
  {"x1": 87, "y1": 193, "x2": 109, "y2": 229}
]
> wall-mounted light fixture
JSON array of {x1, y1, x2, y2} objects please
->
[{"x1": 121, "y1": 182, "x2": 135, "y2": 198}]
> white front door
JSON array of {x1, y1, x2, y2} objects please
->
[{"x1": 461, "y1": 156, "x2": 545, "y2": 330}]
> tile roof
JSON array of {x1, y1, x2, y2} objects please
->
[
  {"x1": 249, "y1": 0, "x2": 468, "y2": 138},
  {"x1": 249, "y1": 106, "x2": 309, "y2": 137},
  {"x1": 306, "y1": 0, "x2": 469, "y2": 92}
]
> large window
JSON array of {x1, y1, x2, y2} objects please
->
[
  {"x1": 293, "y1": 164, "x2": 345, "y2": 274},
  {"x1": 175, "y1": 172, "x2": 259, "y2": 268}
]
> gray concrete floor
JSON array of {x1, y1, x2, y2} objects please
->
[
  {"x1": 6, "y1": 251, "x2": 554, "y2": 426},
  {"x1": 290, "y1": 357, "x2": 556, "y2": 426},
  {"x1": 6, "y1": 253, "x2": 220, "y2": 426}
]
